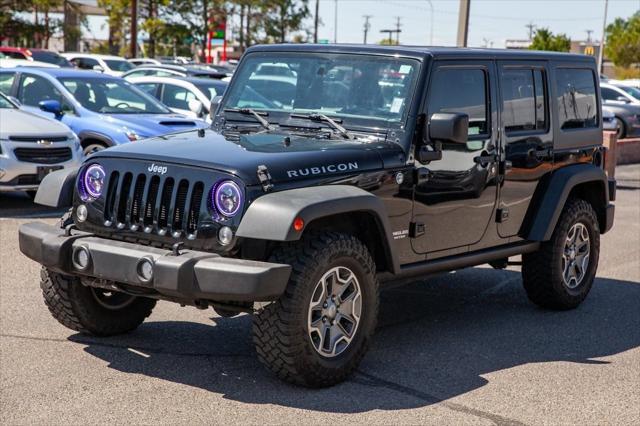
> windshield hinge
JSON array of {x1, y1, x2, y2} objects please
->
[{"x1": 257, "y1": 165, "x2": 274, "y2": 192}]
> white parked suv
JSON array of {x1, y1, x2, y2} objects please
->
[
  {"x1": 62, "y1": 53, "x2": 134, "y2": 77},
  {"x1": 0, "y1": 93, "x2": 83, "y2": 197}
]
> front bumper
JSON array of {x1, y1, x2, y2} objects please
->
[{"x1": 19, "y1": 222, "x2": 291, "y2": 303}]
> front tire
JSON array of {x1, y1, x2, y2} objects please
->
[
  {"x1": 253, "y1": 233, "x2": 378, "y2": 387},
  {"x1": 40, "y1": 268, "x2": 156, "y2": 336},
  {"x1": 522, "y1": 198, "x2": 600, "y2": 310}
]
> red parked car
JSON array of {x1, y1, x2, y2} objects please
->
[{"x1": 0, "y1": 47, "x2": 72, "y2": 67}]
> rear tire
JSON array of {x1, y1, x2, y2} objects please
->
[
  {"x1": 253, "y1": 232, "x2": 378, "y2": 387},
  {"x1": 40, "y1": 268, "x2": 156, "y2": 336},
  {"x1": 615, "y1": 117, "x2": 626, "y2": 139},
  {"x1": 522, "y1": 198, "x2": 600, "y2": 310}
]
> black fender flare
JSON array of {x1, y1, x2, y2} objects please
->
[
  {"x1": 34, "y1": 167, "x2": 79, "y2": 208},
  {"x1": 77, "y1": 130, "x2": 114, "y2": 147},
  {"x1": 236, "y1": 185, "x2": 400, "y2": 273},
  {"x1": 523, "y1": 163, "x2": 610, "y2": 241}
]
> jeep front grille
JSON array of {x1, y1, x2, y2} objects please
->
[{"x1": 103, "y1": 171, "x2": 205, "y2": 237}]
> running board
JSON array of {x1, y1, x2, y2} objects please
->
[{"x1": 379, "y1": 241, "x2": 540, "y2": 283}]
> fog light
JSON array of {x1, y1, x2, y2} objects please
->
[
  {"x1": 72, "y1": 246, "x2": 91, "y2": 271},
  {"x1": 218, "y1": 226, "x2": 233, "y2": 246},
  {"x1": 136, "y1": 257, "x2": 154, "y2": 283},
  {"x1": 76, "y1": 204, "x2": 88, "y2": 222}
]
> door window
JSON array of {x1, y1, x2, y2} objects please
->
[
  {"x1": 75, "y1": 57, "x2": 99, "y2": 70},
  {"x1": 601, "y1": 87, "x2": 622, "y2": 101},
  {"x1": 0, "y1": 72, "x2": 15, "y2": 95},
  {"x1": 427, "y1": 68, "x2": 488, "y2": 137},
  {"x1": 501, "y1": 68, "x2": 547, "y2": 133},
  {"x1": 162, "y1": 84, "x2": 196, "y2": 110},
  {"x1": 136, "y1": 83, "x2": 160, "y2": 98},
  {"x1": 555, "y1": 68, "x2": 598, "y2": 130},
  {"x1": 17, "y1": 75, "x2": 71, "y2": 111}
]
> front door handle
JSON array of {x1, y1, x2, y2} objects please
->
[{"x1": 473, "y1": 153, "x2": 497, "y2": 167}]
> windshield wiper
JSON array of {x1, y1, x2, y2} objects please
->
[
  {"x1": 224, "y1": 108, "x2": 273, "y2": 130},
  {"x1": 290, "y1": 113, "x2": 354, "y2": 140}
]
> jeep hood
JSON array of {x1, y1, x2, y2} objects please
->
[{"x1": 93, "y1": 128, "x2": 406, "y2": 185}]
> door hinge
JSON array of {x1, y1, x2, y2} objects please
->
[
  {"x1": 496, "y1": 208, "x2": 509, "y2": 223},
  {"x1": 256, "y1": 164, "x2": 273, "y2": 192},
  {"x1": 409, "y1": 221, "x2": 425, "y2": 238}
]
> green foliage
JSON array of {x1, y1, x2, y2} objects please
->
[
  {"x1": 260, "y1": 0, "x2": 310, "y2": 43},
  {"x1": 529, "y1": 28, "x2": 571, "y2": 52},
  {"x1": 379, "y1": 38, "x2": 399, "y2": 46},
  {"x1": 605, "y1": 12, "x2": 640, "y2": 68}
]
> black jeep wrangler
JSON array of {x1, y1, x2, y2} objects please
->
[{"x1": 19, "y1": 45, "x2": 615, "y2": 387}]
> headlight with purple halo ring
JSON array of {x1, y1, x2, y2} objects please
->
[
  {"x1": 79, "y1": 163, "x2": 106, "y2": 202},
  {"x1": 212, "y1": 180, "x2": 243, "y2": 218}
]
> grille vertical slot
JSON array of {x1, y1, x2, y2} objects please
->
[
  {"x1": 116, "y1": 173, "x2": 133, "y2": 224},
  {"x1": 172, "y1": 179, "x2": 189, "y2": 231},
  {"x1": 104, "y1": 171, "x2": 119, "y2": 223},
  {"x1": 158, "y1": 178, "x2": 175, "y2": 230},
  {"x1": 130, "y1": 174, "x2": 146, "y2": 223},
  {"x1": 186, "y1": 182, "x2": 204, "y2": 234},
  {"x1": 144, "y1": 176, "x2": 160, "y2": 226}
]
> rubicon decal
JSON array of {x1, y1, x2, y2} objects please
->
[
  {"x1": 148, "y1": 163, "x2": 168, "y2": 174},
  {"x1": 287, "y1": 162, "x2": 359, "y2": 178}
]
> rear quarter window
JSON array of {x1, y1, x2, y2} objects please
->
[{"x1": 555, "y1": 68, "x2": 598, "y2": 130}]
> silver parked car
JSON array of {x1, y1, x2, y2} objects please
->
[
  {"x1": 600, "y1": 82, "x2": 640, "y2": 139},
  {"x1": 0, "y1": 93, "x2": 83, "y2": 197}
]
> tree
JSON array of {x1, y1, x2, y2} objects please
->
[
  {"x1": 261, "y1": 0, "x2": 310, "y2": 44},
  {"x1": 529, "y1": 28, "x2": 571, "y2": 52},
  {"x1": 97, "y1": 0, "x2": 130, "y2": 55},
  {"x1": 604, "y1": 12, "x2": 640, "y2": 68}
]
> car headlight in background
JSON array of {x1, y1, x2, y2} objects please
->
[
  {"x1": 78, "y1": 163, "x2": 106, "y2": 201},
  {"x1": 212, "y1": 180, "x2": 242, "y2": 217}
]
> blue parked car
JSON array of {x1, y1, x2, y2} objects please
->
[{"x1": 0, "y1": 68, "x2": 208, "y2": 155}]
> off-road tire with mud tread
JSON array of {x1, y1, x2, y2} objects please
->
[
  {"x1": 40, "y1": 268, "x2": 157, "y2": 336},
  {"x1": 253, "y1": 232, "x2": 378, "y2": 387},
  {"x1": 522, "y1": 198, "x2": 600, "y2": 310}
]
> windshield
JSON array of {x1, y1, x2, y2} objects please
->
[
  {"x1": 618, "y1": 85, "x2": 640, "y2": 100},
  {"x1": 223, "y1": 53, "x2": 420, "y2": 124},
  {"x1": 59, "y1": 77, "x2": 170, "y2": 114},
  {"x1": 0, "y1": 93, "x2": 16, "y2": 108},
  {"x1": 31, "y1": 51, "x2": 73, "y2": 67},
  {"x1": 104, "y1": 60, "x2": 134, "y2": 72}
]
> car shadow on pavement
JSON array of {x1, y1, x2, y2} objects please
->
[
  {"x1": 68, "y1": 267, "x2": 640, "y2": 413},
  {"x1": 0, "y1": 192, "x2": 65, "y2": 218}
]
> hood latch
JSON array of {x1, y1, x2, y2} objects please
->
[{"x1": 257, "y1": 165, "x2": 274, "y2": 192}]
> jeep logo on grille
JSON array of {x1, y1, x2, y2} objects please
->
[{"x1": 148, "y1": 163, "x2": 168, "y2": 175}]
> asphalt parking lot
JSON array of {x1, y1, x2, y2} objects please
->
[{"x1": 1, "y1": 165, "x2": 639, "y2": 425}]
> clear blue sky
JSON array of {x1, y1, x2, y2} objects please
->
[
  {"x1": 315, "y1": 0, "x2": 640, "y2": 47},
  {"x1": 80, "y1": 0, "x2": 639, "y2": 48}
]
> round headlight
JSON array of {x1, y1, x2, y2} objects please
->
[
  {"x1": 213, "y1": 180, "x2": 242, "y2": 217},
  {"x1": 79, "y1": 163, "x2": 106, "y2": 201}
]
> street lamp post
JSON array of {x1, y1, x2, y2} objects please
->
[{"x1": 597, "y1": 0, "x2": 609, "y2": 75}]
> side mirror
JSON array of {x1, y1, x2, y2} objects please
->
[
  {"x1": 616, "y1": 96, "x2": 630, "y2": 103},
  {"x1": 429, "y1": 112, "x2": 469, "y2": 144},
  {"x1": 188, "y1": 99, "x2": 204, "y2": 116},
  {"x1": 92, "y1": 65, "x2": 104, "y2": 72},
  {"x1": 209, "y1": 95, "x2": 223, "y2": 121},
  {"x1": 39, "y1": 100, "x2": 64, "y2": 118}
]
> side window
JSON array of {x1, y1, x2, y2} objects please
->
[
  {"x1": 0, "y1": 72, "x2": 16, "y2": 95},
  {"x1": 428, "y1": 68, "x2": 488, "y2": 137},
  {"x1": 161, "y1": 84, "x2": 195, "y2": 109},
  {"x1": 555, "y1": 68, "x2": 598, "y2": 130},
  {"x1": 125, "y1": 70, "x2": 149, "y2": 78},
  {"x1": 17, "y1": 75, "x2": 69, "y2": 110},
  {"x1": 77, "y1": 58, "x2": 99, "y2": 70},
  {"x1": 601, "y1": 87, "x2": 620, "y2": 101},
  {"x1": 501, "y1": 68, "x2": 547, "y2": 133},
  {"x1": 136, "y1": 83, "x2": 159, "y2": 98}
]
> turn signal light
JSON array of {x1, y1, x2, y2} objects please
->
[{"x1": 293, "y1": 217, "x2": 304, "y2": 232}]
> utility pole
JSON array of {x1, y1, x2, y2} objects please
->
[
  {"x1": 314, "y1": 0, "x2": 319, "y2": 43},
  {"x1": 394, "y1": 16, "x2": 402, "y2": 44},
  {"x1": 130, "y1": 0, "x2": 137, "y2": 58},
  {"x1": 456, "y1": 0, "x2": 470, "y2": 47},
  {"x1": 363, "y1": 15, "x2": 372, "y2": 44},
  {"x1": 426, "y1": 0, "x2": 434, "y2": 45},
  {"x1": 597, "y1": 0, "x2": 609, "y2": 75},
  {"x1": 586, "y1": 29, "x2": 593, "y2": 42},
  {"x1": 525, "y1": 22, "x2": 536, "y2": 40},
  {"x1": 334, "y1": 0, "x2": 338, "y2": 43}
]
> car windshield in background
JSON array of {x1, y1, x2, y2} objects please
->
[
  {"x1": 223, "y1": 53, "x2": 420, "y2": 123},
  {"x1": 104, "y1": 60, "x2": 135, "y2": 72},
  {"x1": 195, "y1": 82, "x2": 227, "y2": 100},
  {"x1": 618, "y1": 85, "x2": 640, "y2": 100},
  {"x1": 0, "y1": 93, "x2": 15, "y2": 108},
  {"x1": 31, "y1": 51, "x2": 73, "y2": 67},
  {"x1": 59, "y1": 77, "x2": 170, "y2": 114}
]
